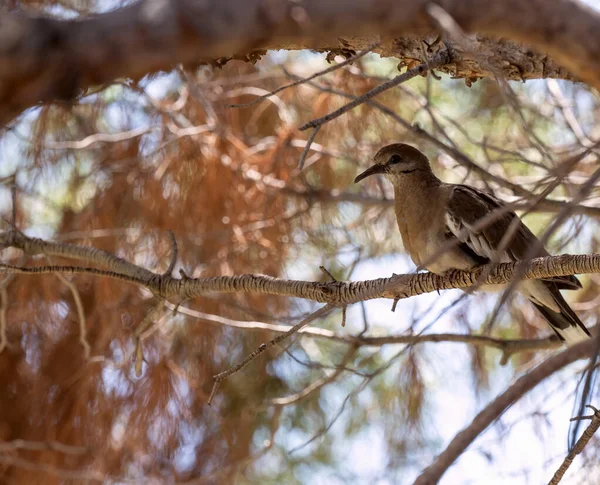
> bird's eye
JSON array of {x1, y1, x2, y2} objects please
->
[{"x1": 388, "y1": 154, "x2": 402, "y2": 165}]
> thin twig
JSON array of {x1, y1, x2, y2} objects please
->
[
  {"x1": 318, "y1": 265, "x2": 348, "y2": 326},
  {"x1": 55, "y1": 272, "x2": 91, "y2": 360},
  {"x1": 164, "y1": 230, "x2": 178, "y2": 276},
  {"x1": 44, "y1": 126, "x2": 153, "y2": 150},
  {"x1": 319, "y1": 265, "x2": 337, "y2": 281},
  {"x1": 3, "y1": 232, "x2": 600, "y2": 313},
  {"x1": 298, "y1": 125, "x2": 321, "y2": 170},
  {"x1": 299, "y1": 49, "x2": 451, "y2": 131},
  {"x1": 0, "y1": 439, "x2": 89, "y2": 454},
  {"x1": 426, "y1": 4, "x2": 479, "y2": 54},
  {"x1": 10, "y1": 183, "x2": 17, "y2": 227},
  {"x1": 548, "y1": 404, "x2": 600, "y2": 484},
  {"x1": 269, "y1": 345, "x2": 358, "y2": 407},
  {"x1": 167, "y1": 300, "x2": 566, "y2": 354},
  {"x1": 427, "y1": 3, "x2": 553, "y2": 158},
  {"x1": 207, "y1": 304, "x2": 334, "y2": 405},
  {"x1": 226, "y1": 42, "x2": 380, "y2": 109},
  {"x1": 547, "y1": 79, "x2": 593, "y2": 147},
  {"x1": 285, "y1": 317, "x2": 418, "y2": 454},
  {"x1": 0, "y1": 277, "x2": 9, "y2": 354},
  {"x1": 288, "y1": 377, "x2": 370, "y2": 454},
  {"x1": 133, "y1": 299, "x2": 166, "y2": 377}
]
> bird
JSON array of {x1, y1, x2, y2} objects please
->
[{"x1": 354, "y1": 143, "x2": 590, "y2": 344}]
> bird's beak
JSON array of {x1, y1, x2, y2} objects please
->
[{"x1": 354, "y1": 164, "x2": 386, "y2": 183}]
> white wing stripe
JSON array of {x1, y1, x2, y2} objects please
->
[{"x1": 445, "y1": 211, "x2": 501, "y2": 261}]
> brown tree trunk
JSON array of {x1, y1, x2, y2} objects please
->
[{"x1": 1, "y1": 0, "x2": 598, "y2": 125}]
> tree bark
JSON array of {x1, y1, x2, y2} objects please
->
[
  {"x1": 3, "y1": 231, "x2": 600, "y2": 307},
  {"x1": 1, "y1": 0, "x2": 598, "y2": 125}
]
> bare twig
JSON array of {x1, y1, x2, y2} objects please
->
[
  {"x1": 0, "y1": 277, "x2": 9, "y2": 354},
  {"x1": 55, "y1": 272, "x2": 91, "y2": 360},
  {"x1": 285, "y1": 319, "x2": 416, "y2": 454},
  {"x1": 568, "y1": 337, "x2": 600, "y2": 449},
  {"x1": 548, "y1": 404, "x2": 600, "y2": 484},
  {"x1": 269, "y1": 345, "x2": 357, "y2": 407},
  {"x1": 207, "y1": 304, "x2": 334, "y2": 405},
  {"x1": 133, "y1": 299, "x2": 167, "y2": 377},
  {"x1": 220, "y1": 86, "x2": 293, "y2": 125},
  {"x1": 319, "y1": 265, "x2": 348, "y2": 326},
  {"x1": 10, "y1": 183, "x2": 17, "y2": 227},
  {"x1": 426, "y1": 4, "x2": 482, "y2": 58},
  {"x1": 298, "y1": 125, "x2": 321, "y2": 170},
  {"x1": 227, "y1": 42, "x2": 380, "y2": 109},
  {"x1": 299, "y1": 50, "x2": 451, "y2": 131},
  {"x1": 319, "y1": 265, "x2": 337, "y2": 281},
  {"x1": 413, "y1": 337, "x2": 598, "y2": 485},
  {"x1": 426, "y1": 3, "x2": 558, "y2": 159},
  {"x1": 163, "y1": 230, "x2": 178, "y2": 277},
  {"x1": 44, "y1": 126, "x2": 153, "y2": 150},
  {"x1": 547, "y1": 79, "x2": 593, "y2": 147},
  {"x1": 289, "y1": 377, "x2": 370, "y2": 454},
  {"x1": 168, "y1": 301, "x2": 566, "y2": 355},
  {"x1": 0, "y1": 439, "x2": 88, "y2": 454}
]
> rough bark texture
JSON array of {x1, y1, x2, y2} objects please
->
[
  {"x1": 1, "y1": 0, "x2": 598, "y2": 125},
  {"x1": 3, "y1": 231, "x2": 600, "y2": 307},
  {"x1": 285, "y1": 35, "x2": 575, "y2": 84}
]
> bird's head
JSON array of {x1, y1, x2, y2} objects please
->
[{"x1": 354, "y1": 144, "x2": 432, "y2": 184}]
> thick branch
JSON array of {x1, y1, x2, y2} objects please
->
[
  {"x1": 413, "y1": 337, "x2": 599, "y2": 485},
  {"x1": 2, "y1": 0, "x2": 599, "y2": 124},
  {"x1": 2, "y1": 232, "x2": 600, "y2": 307}
]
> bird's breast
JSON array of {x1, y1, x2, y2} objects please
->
[
  {"x1": 394, "y1": 184, "x2": 476, "y2": 273},
  {"x1": 397, "y1": 219, "x2": 466, "y2": 272}
]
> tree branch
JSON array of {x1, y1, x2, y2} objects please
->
[
  {"x1": 3, "y1": 231, "x2": 600, "y2": 307},
  {"x1": 173, "y1": 303, "x2": 564, "y2": 358},
  {"x1": 413, "y1": 337, "x2": 600, "y2": 485},
  {"x1": 548, "y1": 405, "x2": 600, "y2": 484},
  {"x1": 2, "y1": 0, "x2": 600, "y2": 124}
]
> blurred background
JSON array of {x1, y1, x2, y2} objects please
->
[{"x1": 2, "y1": 1, "x2": 600, "y2": 484}]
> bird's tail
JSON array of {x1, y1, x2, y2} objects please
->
[{"x1": 530, "y1": 282, "x2": 591, "y2": 344}]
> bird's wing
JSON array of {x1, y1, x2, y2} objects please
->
[{"x1": 445, "y1": 184, "x2": 581, "y2": 290}]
